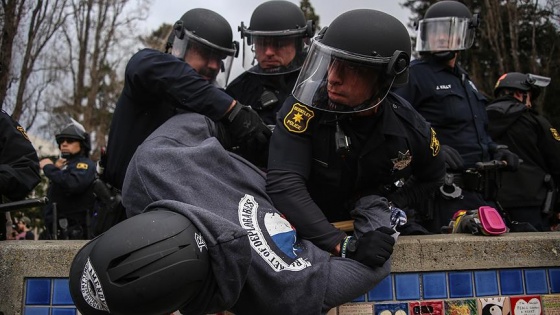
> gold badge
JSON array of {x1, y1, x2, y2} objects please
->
[
  {"x1": 551, "y1": 128, "x2": 560, "y2": 141},
  {"x1": 283, "y1": 103, "x2": 314, "y2": 133},
  {"x1": 16, "y1": 126, "x2": 30, "y2": 141},
  {"x1": 76, "y1": 162, "x2": 89, "y2": 170},
  {"x1": 430, "y1": 128, "x2": 441, "y2": 156},
  {"x1": 391, "y1": 150, "x2": 412, "y2": 171}
]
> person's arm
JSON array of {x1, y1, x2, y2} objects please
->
[
  {"x1": 42, "y1": 158, "x2": 96, "y2": 194},
  {"x1": 0, "y1": 112, "x2": 41, "y2": 200}
]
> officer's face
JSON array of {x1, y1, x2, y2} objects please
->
[
  {"x1": 185, "y1": 43, "x2": 223, "y2": 81},
  {"x1": 326, "y1": 59, "x2": 379, "y2": 107},
  {"x1": 254, "y1": 36, "x2": 297, "y2": 69},
  {"x1": 58, "y1": 138, "x2": 81, "y2": 156}
]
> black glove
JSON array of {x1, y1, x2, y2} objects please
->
[
  {"x1": 344, "y1": 226, "x2": 396, "y2": 268},
  {"x1": 492, "y1": 146, "x2": 520, "y2": 171},
  {"x1": 440, "y1": 145, "x2": 464, "y2": 170},
  {"x1": 223, "y1": 102, "x2": 273, "y2": 166}
]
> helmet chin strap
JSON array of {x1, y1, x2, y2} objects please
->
[{"x1": 431, "y1": 51, "x2": 456, "y2": 62}]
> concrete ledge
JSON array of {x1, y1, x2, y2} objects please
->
[{"x1": 1, "y1": 233, "x2": 560, "y2": 314}]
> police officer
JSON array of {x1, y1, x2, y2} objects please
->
[
  {"x1": 103, "y1": 8, "x2": 271, "y2": 192},
  {"x1": 0, "y1": 110, "x2": 41, "y2": 240},
  {"x1": 266, "y1": 9, "x2": 446, "y2": 253},
  {"x1": 393, "y1": 1, "x2": 519, "y2": 233},
  {"x1": 40, "y1": 122, "x2": 96, "y2": 239},
  {"x1": 487, "y1": 72, "x2": 560, "y2": 231},
  {"x1": 226, "y1": 0, "x2": 315, "y2": 126}
]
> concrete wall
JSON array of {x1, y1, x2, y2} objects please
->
[{"x1": 1, "y1": 233, "x2": 559, "y2": 315}]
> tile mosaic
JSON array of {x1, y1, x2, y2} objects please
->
[
  {"x1": 395, "y1": 273, "x2": 420, "y2": 300},
  {"x1": 23, "y1": 307, "x2": 50, "y2": 315},
  {"x1": 510, "y1": 295, "x2": 542, "y2": 315},
  {"x1": 368, "y1": 275, "x2": 393, "y2": 301},
  {"x1": 409, "y1": 301, "x2": 443, "y2": 315},
  {"x1": 353, "y1": 294, "x2": 366, "y2": 302},
  {"x1": 541, "y1": 295, "x2": 560, "y2": 315},
  {"x1": 374, "y1": 302, "x2": 408, "y2": 315},
  {"x1": 53, "y1": 278, "x2": 74, "y2": 305},
  {"x1": 524, "y1": 269, "x2": 548, "y2": 294},
  {"x1": 25, "y1": 279, "x2": 51, "y2": 305},
  {"x1": 474, "y1": 270, "x2": 499, "y2": 296},
  {"x1": 448, "y1": 271, "x2": 474, "y2": 298},
  {"x1": 500, "y1": 269, "x2": 524, "y2": 295},
  {"x1": 338, "y1": 302, "x2": 374, "y2": 314},
  {"x1": 477, "y1": 297, "x2": 511, "y2": 315},
  {"x1": 422, "y1": 272, "x2": 447, "y2": 299},
  {"x1": 550, "y1": 269, "x2": 560, "y2": 293},
  {"x1": 445, "y1": 299, "x2": 477, "y2": 315},
  {"x1": 52, "y1": 308, "x2": 77, "y2": 315}
]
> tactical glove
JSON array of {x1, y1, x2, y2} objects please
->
[
  {"x1": 440, "y1": 145, "x2": 464, "y2": 171},
  {"x1": 343, "y1": 226, "x2": 396, "y2": 268},
  {"x1": 491, "y1": 146, "x2": 520, "y2": 171},
  {"x1": 223, "y1": 102, "x2": 272, "y2": 149}
]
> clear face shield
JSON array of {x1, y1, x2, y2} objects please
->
[
  {"x1": 416, "y1": 16, "x2": 476, "y2": 52},
  {"x1": 292, "y1": 41, "x2": 405, "y2": 114},
  {"x1": 240, "y1": 24, "x2": 308, "y2": 75},
  {"x1": 172, "y1": 31, "x2": 237, "y2": 88}
]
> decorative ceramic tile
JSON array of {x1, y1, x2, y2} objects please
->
[
  {"x1": 477, "y1": 297, "x2": 511, "y2": 315},
  {"x1": 395, "y1": 273, "x2": 420, "y2": 300},
  {"x1": 541, "y1": 295, "x2": 560, "y2": 315},
  {"x1": 53, "y1": 278, "x2": 74, "y2": 305},
  {"x1": 511, "y1": 296, "x2": 542, "y2": 315},
  {"x1": 353, "y1": 294, "x2": 366, "y2": 302},
  {"x1": 550, "y1": 269, "x2": 560, "y2": 293},
  {"x1": 474, "y1": 270, "x2": 499, "y2": 296},
  {"x1": 408, "y1": 301, "x2": 443, "y2": 315},
  {"x1": 338, "y1": 302, "x2": 374, "y2": 314},
  {"x1": 25, "y1": 279, "x2": 51, "y2": 305},
  {"x1": 500, "y1": 269, "x2": 524, "y2": 295},
  {"x1": 423, "y1": 272, "x2": 447, "y2": 299},
  {"x1": 445, "y1": 299, "x2": 477, "y2": 315},
  {"x1": 368, "y1": 276, "x2": 393, "y2": 301},
  {"x1": 375, "y1": 302, "x2": 408, "y2": 315},
  {"x1": 448, "y1": 271, "x2": 474, "y2": 298},
  {"x1": 52, "y1": 308, "x2": 76, "y2": 315},
  {"x1": 23, "y1": 307, "x2": 50, "y2": 315},
  {"x1": 524, "y1": 269, "x2": 548, "y2": 294}
]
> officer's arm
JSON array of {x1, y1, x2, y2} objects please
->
[{"x1": 42, "y1": 161, "x2": 96, "y2": 194}]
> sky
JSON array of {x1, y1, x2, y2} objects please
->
[{"x1": 141, "y1": 0, "x2": 412, "y2": 80}]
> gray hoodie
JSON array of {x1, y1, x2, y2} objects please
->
[{"x1": 123, "y1": 113, "x2": 392, "y2": 315}]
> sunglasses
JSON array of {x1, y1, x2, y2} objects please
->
[{"x1": 57, "y1": 138, "x2": 78, "y2": 145}]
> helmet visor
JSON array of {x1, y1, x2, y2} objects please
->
[
  {"x1": 416, "y1": 17, "x2": 476, "y2": 52},
  {"x1": 292, "y1": 41, "x2": 395, "y2": 113},
  {"x1": 172, "y1": 31, "x2": 237, "y2": 87},
  {"x1": 242, "y1": 29, "x2": 308, "y2": 75}
]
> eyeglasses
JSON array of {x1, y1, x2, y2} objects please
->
[{"x1": 56, "y1": 138, "x2": 78, "y2": 145}]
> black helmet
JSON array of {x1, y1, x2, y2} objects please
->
[
  {"x1": 55, "y1": 121, "x2": 91, "y2": 157},
  {"x1": 239, "y1": 0, "x2": 315, "y2": 74},
  {"x1": 292, "y1": 9, "x2": 410, "y2": 113},
  {"x1": 172, "y1": 8, "x2": 238, "y2": 87},
  {"x1": 69, "y1": 210, "x2": 210, "y2": 315},
  {"x1": 416, "y1": 1, "x2": 479, "y2": 53},
  {"x1": 494, "y1": 72, "x2": 551, "y2": 99}
]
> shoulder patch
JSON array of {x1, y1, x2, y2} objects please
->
[
  {"x1": 430, "y1": 128, "x2": 441, "y2": 156},
  {"x1": 16, "y1": 126, "x2": 30, "y2": 141},
  {"x1": 551, "y1": 128, "x2": 560, "y2": 141},
  {"x1": 283, "y1": 103, "x2": 314, "y2": 133},
  {"x1": 76, "y1": 162, "x2": 89, "y2": 170}
]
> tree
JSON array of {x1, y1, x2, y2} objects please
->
[{"x1": 300, "y1": 0, "x2": 320, "y2": 30}]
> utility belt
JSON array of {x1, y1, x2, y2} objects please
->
[{"x1": 440, "y1": 170, "x2": 498, "y2": 200}]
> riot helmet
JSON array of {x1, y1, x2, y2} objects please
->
[
  {"x1": 172, "y1": 8, "x2": 238, "y2": 87},
  {"x1": 239, "y1": 0, "x2": 315, "y2": 75},
  {"x1": 55, "y1": 121, "x2": 91, "y2": 158},
  {"x1": 69, "y1": 209, "x2": 211, "y2": 315},
  {"x1": 494, "y1": 72, "x2": 551, "y2": 99},
  {"x1": 416, "y1": 1, "x2": 479, "y2": 54},
  {"x1": 292, "y1": 9, "x2": 410, "y2": 113}
]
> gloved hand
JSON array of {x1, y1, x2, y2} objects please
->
[
  {"x1": 492, "y1": 146, "x2": 520, "y2": 171},
  {"x1": 222, "y1": 102, "x2": 273, "y2": 166},
  {"x1": 440, "y1": 145, "x2": 464, "y2": 170},
  {"x1": 345, "y1": 227, "x2": 396, "y2": 268}
]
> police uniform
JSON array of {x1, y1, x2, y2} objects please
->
[
  {"x1": 226, "y1": 70, "x2": 299, "y2": 125},
  {"x1": 0, "y1": 110, "x2": 41, "y2": 240},
  {"x1": 122, "y1": 112, "x2": 393, "y2": 315},
  {"x1": 267, "y1": 93, "x2": 445, "y2": 251},
  {"x1": 103, "y1": 48, "x2": 234, "y2": 190},
  {"x1": 43, "y1": 154, "x2": 96, "y2": 239},
  {"x1": 487, "y1": 96, "x2": 560, "y2": 230}
]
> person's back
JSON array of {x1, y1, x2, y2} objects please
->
[
  {"x1": 0, "y1": 110, "x2": 41, "y2": 240},
  {"x1": 226, "y1": 0, "x2": 315, "y2": 125},
  {"x1": 487, "y1": 72, "x2": 560, "y2": 231}
]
